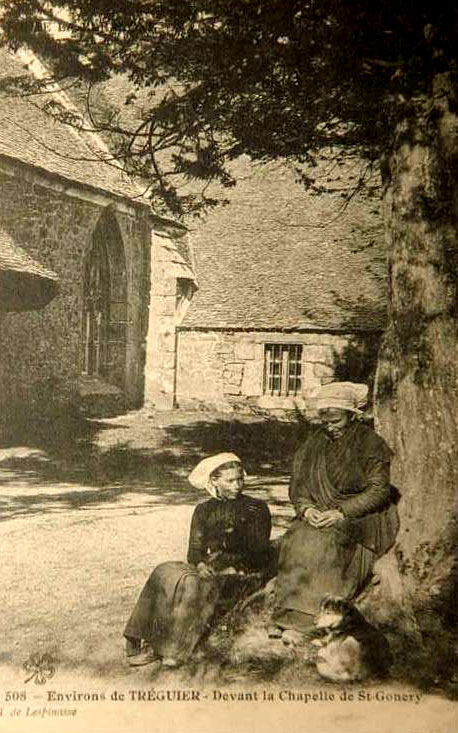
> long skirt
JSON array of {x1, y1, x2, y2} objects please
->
[
  {"x1": 273, "y1": 520, "x2": 375, "y2": 632},
  {"x1": 124, "y1": 561, "x2": 263, "y2": 663}
]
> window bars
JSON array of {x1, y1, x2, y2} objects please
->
[{"x1": 263, "y1": 343, "x2": 303, "y2": 396}]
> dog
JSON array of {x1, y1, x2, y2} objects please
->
[{"x1": 312, "y1": 596, "x2": 392, "y2": 682}]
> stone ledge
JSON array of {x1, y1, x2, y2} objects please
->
[{"x1": 76, "y1": 375, "x2": 126, "y2": 418}]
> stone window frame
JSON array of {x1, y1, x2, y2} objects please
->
[{"x1": 263, "y1": 342, "x2": 303, "y2": 397}]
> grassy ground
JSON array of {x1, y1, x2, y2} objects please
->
[{"x1": 0, "y1": 408, "x2": 455, "y2": 733}]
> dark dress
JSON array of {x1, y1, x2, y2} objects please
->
[
  {"x1": 273, "y1": 421, "x2": 399, "y2": 631},
  {"x1": 124, "y1": 493, "x2": 273, "y2": 662}
]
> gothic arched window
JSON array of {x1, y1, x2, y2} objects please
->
[{"x1": 82, "y1": 211, "x2": 127, "y2": 388}]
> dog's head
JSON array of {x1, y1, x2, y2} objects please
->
[{"x1": 315, "y1": 596, "x2": 353, "y2": 630}]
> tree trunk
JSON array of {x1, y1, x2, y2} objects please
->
[{"x1": 368, "y1": 74, "x2": 458, "y2": 643}]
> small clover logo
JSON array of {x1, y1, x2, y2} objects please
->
[{"x1": 23, "y1": 652, "x2": 56, "y2": 685}]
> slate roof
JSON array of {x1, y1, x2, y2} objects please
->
[
  {"x1": 0, "y1": 49, "x2": 147, "y2": 205},
  {"x1": 182, "y1": 158, "x2": 387, "y2": 332},
  {"x1": 0, "y1": 227, "x2": 59, "y2": 311}
]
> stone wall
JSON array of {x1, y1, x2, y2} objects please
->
[
  {"x1": 144, "y1": 220, "x2": 196, "y2": 410},
  {"x1": 0, "y1": 162, "x2": 151, "y2": 420},
  {"x1": 176, "y1": 329, "x2": 381, "y2": 414}
]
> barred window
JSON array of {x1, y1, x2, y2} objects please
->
[{"x1": 263, "y1": 344, "x2": 303, "y2": 396}]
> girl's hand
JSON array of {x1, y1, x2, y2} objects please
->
[
  {"x1": 197, "y1": 562, "x2": 215, "y2": 577},
  {"x1": 219, "y1": 566, "x2": 237, "y2": 576}
]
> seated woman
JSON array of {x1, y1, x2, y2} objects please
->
[
  {"x1": 124, "y1": 452, "x2": 274, "y2": 668},
  {"x1": 271, "y1": 382, "x2": 399, "y2": 642}
]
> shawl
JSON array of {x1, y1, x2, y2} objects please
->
[{"x1": 289, "y1": 423, "x2": 399, "y2": 556}]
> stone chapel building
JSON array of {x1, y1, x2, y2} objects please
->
[
  {"x1": 0, "y1": 48, "x2": 195, "y2": 420},
  {"x1": 0, "y1": 48, "x2": 386, "y2": 421}
]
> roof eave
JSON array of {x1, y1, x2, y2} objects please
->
[
  {"x1": 177, "y1": 323, "x2": 385, "y2": 334},
  {"x1": 0, "y1": 153, "x2": 151, "y2": 213}
]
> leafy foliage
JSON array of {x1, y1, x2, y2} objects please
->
[{"x1": 1, "y1": 1, "x2": 457, "y2": 216}]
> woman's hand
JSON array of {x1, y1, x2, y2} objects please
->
[
  {"x1": 197, "y1": 562, "x2": 215, "y2": 577},
  {"x1": 318, "y1": 509, "x2": 345, "y2": 527},
  {"x1": 304, "y1": 507, "x2": 344, "y2": 528},
  {"x1": 303, "y1": 507, "x2": 324, "y2": 526}
]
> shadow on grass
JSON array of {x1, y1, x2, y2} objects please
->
[
  {"x1": 0, "y1": 409, "x2": 299, "y2": 522},
  {"x1": 158, "y1": 416, "x2": 303, "y2": 476}
]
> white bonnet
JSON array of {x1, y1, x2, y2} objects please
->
[
  {"x1": 188, "y1": 452, "x2": 243, "y2": 496},
  {"x1": 312, "y1": 381, "x2": 369, "y2": 415}
]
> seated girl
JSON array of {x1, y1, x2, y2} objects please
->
[{"x1": 124, "y1": 452, "x2": 274, "y2": 668}]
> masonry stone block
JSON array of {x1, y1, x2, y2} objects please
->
[
  {"x1": 314, "y1": 363, "x2": 334, "y2": 378},
  {"x1": 191, "y1": 332, "x2": 218, "y2": 341},
  {"x1": 234, "y1": 341, "x2": 255, "y2": 360},
  {"x1": 156, "y1": 294, "x2": 177, "y2": 316},
  {"x1": 305, "y1": 345, "x2": 333, "y2": 364},
  {"x1": 151, "y1": 284, "x2": 175, "y2": 298},
  {"x1": 224, "y1": 383, "x2": 243, "y2": 396},
  {"x1": 152, "y1": 391, "x2": 175, "y2": 410},
  {"x1": 162, "y1": 351, "x2": 176, "y2": 370},
  {"x1": 223, "y1": 365, "x2": 243, "y2": 386},
  {"x1": 241, "y1": 359, "x2": 263, "y2": 396},
  {"x1": 216, "y1": 342, "x2": 234, "y2": 355},
  {"x1": 300, "y1": 361, "x2": 319, "y2": 388},
  {"x1": 219, "y1": 353, "x2": 236, "y2": 364},
  {"x1": 300, "y1": 334, "x2": 317, "y2": 345},
  {"x1": 223, "y1": 362, "x2": 244, "y2": 387},
  {"x1": 157, "y1": 333, "x2": 175, "y2": 352}
]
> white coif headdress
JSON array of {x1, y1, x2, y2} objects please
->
[
  {"x1": 188, "y1": 452, "x2": 243, "y2": 497},
  {"x1": 313, "y1": 381, "x2": 369, "y2": 415}
]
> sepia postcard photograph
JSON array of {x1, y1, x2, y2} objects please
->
[{"x1": 0, "y1": 2, "x2": 456, "y2": 732}]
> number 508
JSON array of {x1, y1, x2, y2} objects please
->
[{"x1": 5, "y1": 691, "x2": 26, "y2": 702}]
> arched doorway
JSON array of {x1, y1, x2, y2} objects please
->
[{"x1": 82, "y1": 211, "x2": 127, "y2": 389}]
